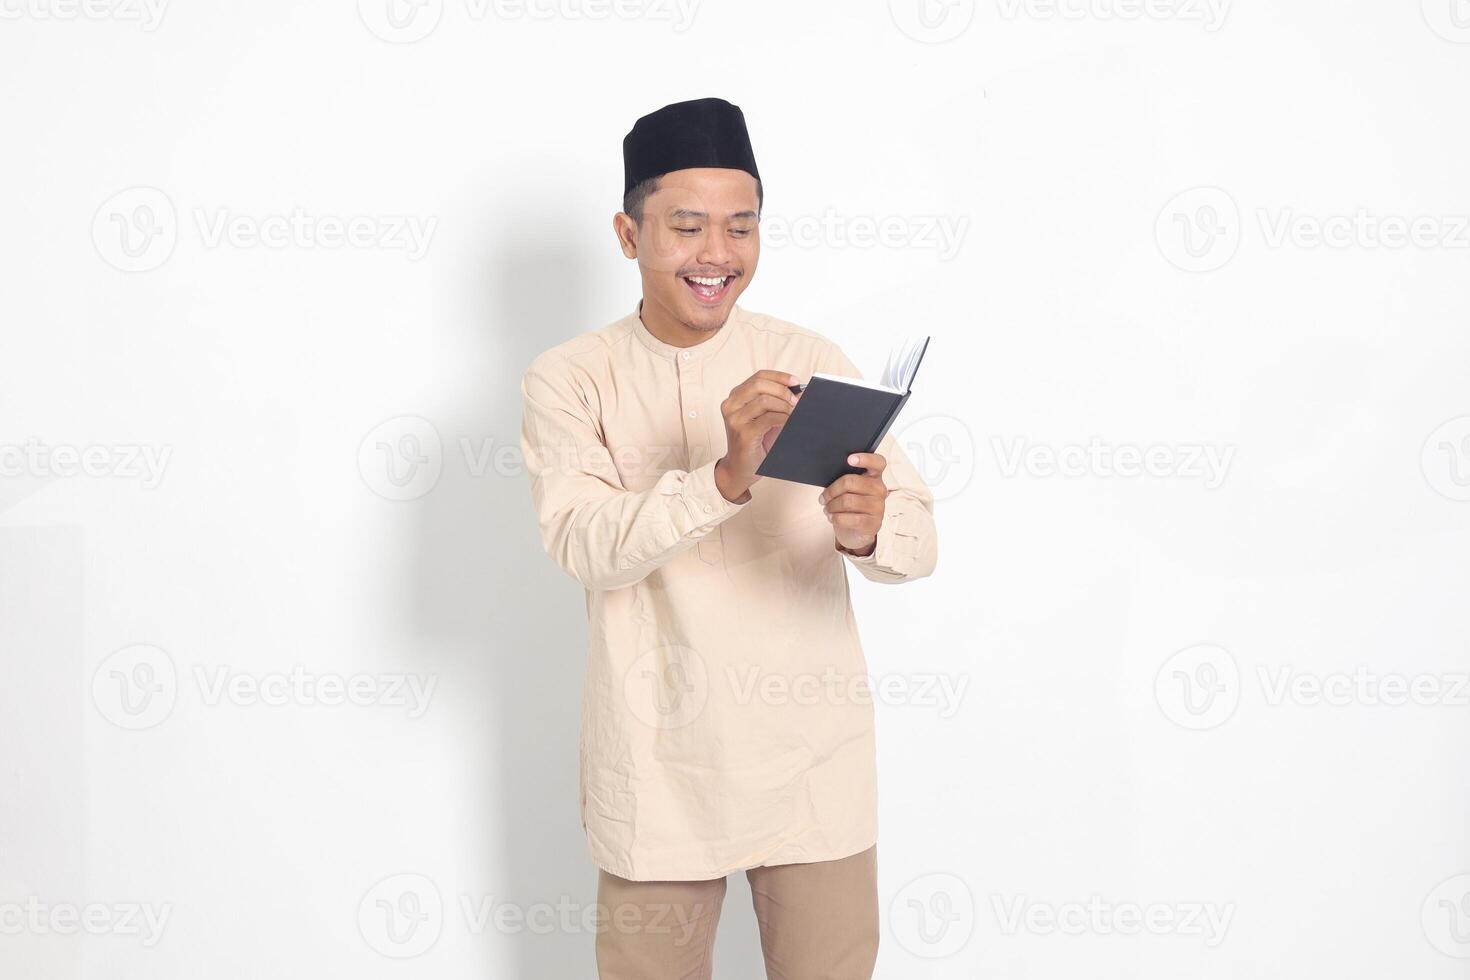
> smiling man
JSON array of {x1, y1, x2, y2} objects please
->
[{"x1": 519, "y1": 97, "x2": 939, "y2": 980}]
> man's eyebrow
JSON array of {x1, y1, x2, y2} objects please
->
[{"x1": 667, "y1": 208, "x2": 760, "y2": 221}]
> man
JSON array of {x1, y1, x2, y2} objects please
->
[{"x1": 519, "y1": 97, "x2": 939, "y2": 980}]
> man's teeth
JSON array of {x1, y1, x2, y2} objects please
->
[{"x1": 687, "y1": 276, "x2": 727, "y2": 286}]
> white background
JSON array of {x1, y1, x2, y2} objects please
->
[{"x1": 3, "y1": 0, "x2": 1469, "y2": 977}]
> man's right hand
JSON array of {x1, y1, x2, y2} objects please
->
[{"x1": 714, "y1": 370, "x2": 800, "y2": 504}]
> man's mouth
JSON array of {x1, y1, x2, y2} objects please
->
[{"x1": 682, "y1": 274, "x2": 736, "y2": 305}]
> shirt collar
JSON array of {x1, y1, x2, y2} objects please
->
[{"x1": 630, "y1": 301, "x2": 746, "y2": 362}]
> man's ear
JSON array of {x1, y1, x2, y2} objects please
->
[{"x1": 612, "y1": 212, "x2": 639, "y2": 259}]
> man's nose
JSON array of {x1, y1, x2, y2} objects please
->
[{"x1": 696, "y1": 230, "x2": 732, "y2": 269}]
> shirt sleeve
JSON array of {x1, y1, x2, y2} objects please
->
[
  {"x1": 520, "y1": 355, "x2": 748, "y2": 591},
  {"x1": 819, "y1": 343, "x2": 940, "y2": 585}
]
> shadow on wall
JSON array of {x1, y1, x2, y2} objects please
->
[
  {"x1": 406, "y1": 233, "x2": 595, "y2": 976},
  {"x1": 406, "y1": 214, "x2": 769, "y2": 977}
]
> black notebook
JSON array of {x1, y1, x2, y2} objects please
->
[{"x1": 756, "y1": 335, "x2": 931, "y2": 487}]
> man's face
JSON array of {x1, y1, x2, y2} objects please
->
[{"x1": 617, "y1": 168, "x2": 761, "y2": 335}]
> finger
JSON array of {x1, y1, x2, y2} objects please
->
[
  {"x1": 819, "y1": 475, "x2": 887, "y2": 504},
  {"x1": 823, "y1": 493, "x2": 884, "y2": 515},
  {"x1": 731, "y1": 372, "x2": 801, "y2": 399},
  {"x1": 748, "y1": 369, "x2": 801, "y2": 387},
  {"x1": 744, "y1": 411, "x2": 791, "y2": 437},
  {"x1": 830, "y1": 512, "x2": 879, "y2": 531},
  {"x1": 734, "y1": 394, "x2": 795, "y2": 427},
  {"x1": 846, "y1": 452, "x2": 887, "y2": 476},
  {"x1": 726, "y1": 380, "x2": 799, "y2": 413}
]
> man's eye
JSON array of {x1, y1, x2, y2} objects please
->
[
  {"x1": 730, "y1": 228, "x2": 752, "y2": 237},
  {"x1": 674, "y1": 227, "x2": 700, "y2": 235}
]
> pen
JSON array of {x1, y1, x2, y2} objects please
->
[{"x1": 788, "y1": 383, "x2": 806, "y2": 395}]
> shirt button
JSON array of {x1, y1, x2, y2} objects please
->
[
  {"x1": 687, "y1": 410, "x2": 697, "y2": 419},
  {"x1": 680, "y1": 351, "x2": 691, "y2": 361}
]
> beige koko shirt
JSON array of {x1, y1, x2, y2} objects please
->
[{"x1": 520, "y1": 303, "x2": 938, "y2": 881}]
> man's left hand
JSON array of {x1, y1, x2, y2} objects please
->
[{"x1": 819, "y1": 452, "x2": 888, "y2": 557}]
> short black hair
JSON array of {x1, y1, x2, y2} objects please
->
[{"x1": 622, "y1": 175, "x2": 764, "y2": 224}]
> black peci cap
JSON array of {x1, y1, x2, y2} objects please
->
[{"x1": 622, "y1": 97, "x2": 760, "y2": 196}]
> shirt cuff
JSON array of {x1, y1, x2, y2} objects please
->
[
  {"x1": 837, "y1": 506, "x2": 921, "y2": 578},
  {"x1": 680, "y1": 460, "x2": 750, "y2": 529}
]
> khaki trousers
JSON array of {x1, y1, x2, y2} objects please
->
[{"x1": 594, "y1": 845, "x2": 879, "y2": 980}]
